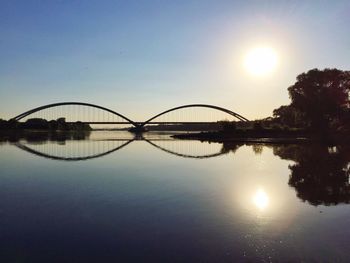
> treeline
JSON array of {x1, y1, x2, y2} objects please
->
[
  {"x1": 223, "y1": 68, "x2": 350, "y2": 135},
  {"x1": 0, "y1": 118, "x2": 92, "y2": 131}
]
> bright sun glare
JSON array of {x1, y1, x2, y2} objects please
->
[
  {"x1": 244, "y1": 47, "x2": 278, "y2": 76},
  {"x1": 252, "y1": 188, "x2": 269, "y2": 210}
]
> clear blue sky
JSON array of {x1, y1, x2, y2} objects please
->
[{"x1": 1, "y1": 0, "x2": 349, "y2": 120}]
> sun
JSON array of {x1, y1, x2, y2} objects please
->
[{"x1": 244, "y1": 47, "x2": 278, "y2": 76}]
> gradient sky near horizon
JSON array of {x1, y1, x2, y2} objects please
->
[{"x1": 1, "y1": 0, "x2": 349, "y2": 121}]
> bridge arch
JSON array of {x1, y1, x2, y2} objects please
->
[
  {"x1": 15, "y1": 140, "x2": 134, "y2": 161},
  {"x1": 11, "y1": 102, "x2": 138, "y2": 127},
  {"x1": 140, "y1": 104, "x2": 249, "y2": 127},
  {"x1": 145, "y1": 139, "x2": 228, "y2": 159}
]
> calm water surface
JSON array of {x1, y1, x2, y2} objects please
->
[{"x1": 0, "y1": 131, "x2": 349, "y2": 262}]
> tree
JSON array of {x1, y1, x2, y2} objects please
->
[
  {"x1": 276, "y1": 68, "x2": 350, "y2": 130},
  {"x1": 273, "y1": 105, "x2": 305, "y2": 127}
]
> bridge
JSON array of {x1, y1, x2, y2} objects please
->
[{"x1": 12, "y1": 102, "x2": 249, "y2": 131}]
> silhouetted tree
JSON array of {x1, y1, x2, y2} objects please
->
[
  {"x1": 23, "y1": 118, "x2": 49, "y2": 129},
  {"x1": 0, "y1": 119, "x2": 19, "y2": 129},
  {"x1": 252, "y1": 121, "x2": 263, "y2": 130},
  {"x1": 273, "y1": 105, "x2": 305, "y2": 127},
  {"x1": 275, "y1": 68, "x2": 350, "y2": 131}
]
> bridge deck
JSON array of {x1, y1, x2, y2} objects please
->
[{"x1": 68, "y1": 122, "x2": 225, "y2": 125}]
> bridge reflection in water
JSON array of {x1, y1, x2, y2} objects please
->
[
  {"x1": 15, "y1": 139, "x2": 134, "y2": 161},
  {"x1": 10, "y1": 133, "x2": 350, "y2": 206},
  {"x1": 14, "y1": 133, "x2": 238, "y2": 161}
]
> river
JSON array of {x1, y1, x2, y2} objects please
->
[{"x1": 0, "y1": 131, "x2": 349, "y2": 262}]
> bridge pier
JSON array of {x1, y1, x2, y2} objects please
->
[{"x1": 128, "y1": 125, "x2": 147, "y2": 133}]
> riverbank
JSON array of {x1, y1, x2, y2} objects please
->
[
  {"x1": 172, "y1": 129, "x2": 350, "y2": 144},
  {"x1": 0, "y1": 129, "x2": 91, "y2": 142}
]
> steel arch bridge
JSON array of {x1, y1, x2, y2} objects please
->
[{"x1": 11, "y1": 102, "x2": 249, "y2": 129}]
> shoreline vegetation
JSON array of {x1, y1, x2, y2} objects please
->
[
  {"x1": 0, "y1": 117, "x2": 92, "y2": 131},
  {"x1": 171, "y1": 126, "x2": 350, "y2": 144},
  {"x1": 0, "y1": 118, "x2": 92, "y2": 142},
  {"x1": 0, "y1": 130, "x2": 91, "y2": 143}
]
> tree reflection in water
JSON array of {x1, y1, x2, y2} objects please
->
[{"x1": 273, "y1": 144, "x2": 350, "y2": 206}]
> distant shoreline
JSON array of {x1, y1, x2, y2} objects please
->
[{"x1": 172, "y1": 130, "x2": 349, "y2": 144}]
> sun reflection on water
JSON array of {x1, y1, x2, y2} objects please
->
[{"x1": 252, "y1": 188, "x2": 269, "y2": 210}]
